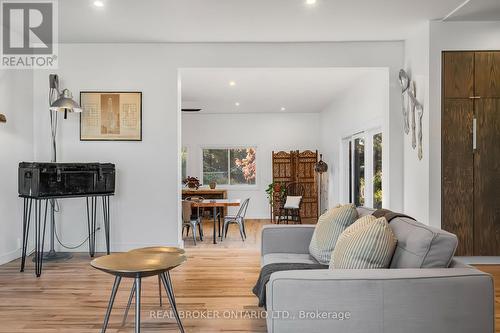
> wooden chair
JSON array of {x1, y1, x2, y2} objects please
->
[{"x1": 278, "y1": 182, "x2": 304, "y2": 224}]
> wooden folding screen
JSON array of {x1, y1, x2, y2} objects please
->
[{"x1": 271, "y1": 150, "x2": 318, "y2": 223}]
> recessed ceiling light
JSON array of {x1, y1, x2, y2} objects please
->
[
  {"x1": 306, "y1": 0, "x2": 316, "y2": 4},
  {"x1": 93, "y1": 0, "x2": 104, "y2": 7},
  {"x1": 235, "y1": 102, "x2": 240, "y2": 106},
  {"x1": 281, "y1": 107, "x2": 286, "y2": 111},
  {"x1": 229, "y1": 81, "x2": 236, "y2": 86}
]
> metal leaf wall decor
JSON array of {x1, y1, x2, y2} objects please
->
[{"x1": 398, "y1": 69, "x2": 424, "y2": 161}]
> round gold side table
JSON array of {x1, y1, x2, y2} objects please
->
[
  {"x1": 122, "y1": 247, "x2": 185, "y2": 326},
  {"x1": 91, "y1": 251, "x2": 186, "y2": 333}
]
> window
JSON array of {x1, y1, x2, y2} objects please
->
[
  {"x1": 202, "y1": 147, "x2": 256, "y2": 186},
  {"x1": 181, "y1": 147, "x2": 187, "y2": 181},
  {"x1": 343, "y1": 129, "x2": 383, "y2": 208}
]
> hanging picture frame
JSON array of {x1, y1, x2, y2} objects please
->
[{"x1": 80, "y1": 91, "x2": 142, "y2": 141}]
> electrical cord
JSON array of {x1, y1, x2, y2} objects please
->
[
  {"x1": 53, "y1": 221, "x2": 101, "y2": 250},
  {"x1": 23, "y1": 221, "x2": 101, "y2": 253}
]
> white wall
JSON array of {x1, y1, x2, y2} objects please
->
[
  {"x1": 402, "y1": 22, "x2": 430, "y2": 223},
  {"x1": 182, "y1": 112, "x2": 320, "y2": 219},
  {"x1": 28, "y1": 41, "x2": 403, "y2": 253},
  {"x1": 319, "y1": 69, "x2": 389, "y2": 209},
  {"x1": 0, "y1": 70, "x2": 34, "y2": 264},
  {"x1": 428, "y1": 21, "x2": 500, "y2": 228}
]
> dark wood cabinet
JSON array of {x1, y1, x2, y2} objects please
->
[
  {"x1": 442, "y1": 99, "x2": 474, "y2": 255},
  {"x1": 475, "y1": 52, "x2": 500, "y2": 98},
  {"x1": 443, "y1": 52, "x2": 474, "y2": 98},
  {"x1": 473, "y1": 98, "x2": 500, "y2": 255},
  {"x1": 442, "y1": 51, "x2": 500, "y2": 256}
]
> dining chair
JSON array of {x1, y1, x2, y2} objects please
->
[
  {"x1": 222, "y1": 198, "x2": 250, "y2": 241},
  {"x1": 182, "y1": 200, "x2": 203, "y2": 245}
]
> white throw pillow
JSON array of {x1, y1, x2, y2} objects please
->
[{"x1": 284, "y1": 196, "x2": 302, "y2": 209}]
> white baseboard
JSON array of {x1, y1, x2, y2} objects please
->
[
  {"x1": 0, "y1": 248, "x2": 21, "y2": 265},
  {"x1": 0, "y1": 241, "x2": 185, "y2": 266},
  {"x1": 455, "y1": 256, "x2": 500, "y2": 265},
  {"x1": 60, "y1": 242, "x2": 182, "y2": 253}
]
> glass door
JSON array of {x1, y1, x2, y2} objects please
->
[{"x1": 342, "y1": 128, "x2": 383, "y2": 208}]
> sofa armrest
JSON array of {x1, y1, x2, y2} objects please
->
[
  {"x1": 261, "y1": 224, "x2": 315, "y2": 256},
  {"x1": 266, "y1": 268, "x2": 494, "y2": 333}
]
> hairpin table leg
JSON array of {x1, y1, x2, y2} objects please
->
[
  {"x1": 34, "y1": 199, "x2": 48, "y2": 277},
  {"x1": 102, "y1": 195, "x2": 111, "y2": 254},
  {"x1": 20, "y1": 198, "x2": 32, "y2": 272}
]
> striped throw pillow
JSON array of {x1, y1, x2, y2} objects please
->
[
  {"x1": 330, "y1": 216, "x2": 397, "y2": 269},
  {"x1": 309, "y1": 204, "x2": 358, "y2": 265}
]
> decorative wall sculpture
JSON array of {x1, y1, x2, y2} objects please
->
[{"x1": 398, "y1": 69, "x2": 424, "y2": 160}]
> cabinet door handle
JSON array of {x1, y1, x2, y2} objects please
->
[{"x1": 473, "y1": 118, "x2": 477, "y2": 151}]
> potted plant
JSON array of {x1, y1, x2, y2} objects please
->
[
  {"x1": 266, "y1": 181, "x2": 286, "y2": 221},
  {"x1": 183, "y1": 176, "x2": 201, "y2": 190},
  {"x1": 208, "y1": 176, "x2": 217, "y2": 189}
]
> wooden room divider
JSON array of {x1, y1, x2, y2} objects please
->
[{"x1": 271, "y1": 150, "x2": 318, "y2": 223}]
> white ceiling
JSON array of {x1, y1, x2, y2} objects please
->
[
  {"x1": 445, "y1": 0, "x2": 500, "y2": 21},
  {"x1": 181, "y1": 68, "x2": 385, "y2": 114},
  {"x1": 57, "y1": 0, "x2": 497, "y2": 43}
]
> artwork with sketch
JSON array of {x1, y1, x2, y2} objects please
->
[
  {"x1": 80, "y1": 91, "x2": 142, "y2": 141},
  {"x1": 398, "y1": 70, "x2": 423, "y2": 160}
]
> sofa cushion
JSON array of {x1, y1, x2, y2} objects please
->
[
  {"x1": 356, "y1": 206, "x2": 376, "y2": 217},
  {"x1": 389, "y1": 217, "x2": 458, "y2": 268},
  {"x1": 309, "y1": 204, "x2": 358, "y2": 265},
  {"x1": 262, "y1": 253, "x2": 319, "y2": 267},
  {"x1": 356, "y1": 207, "x2": 458, "y2": 268},
  {"x1": 330, "y1": 215, "x2": 397, "y2": 269}
]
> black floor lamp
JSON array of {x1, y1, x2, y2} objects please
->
[
  {"x1": 315, "y1": 154, "x2": 328, "y2": 215},
  {"x1": 42, "y1": 74, "x2": 82, "y2": 261}
]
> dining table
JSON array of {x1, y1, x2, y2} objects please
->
[{"x1": 190, "y1": 199, "x2": 241, "y2": 244}]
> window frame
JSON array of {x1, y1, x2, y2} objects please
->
[{"x1": 199, "y1": 145, "x2": 258, "y2": 189}]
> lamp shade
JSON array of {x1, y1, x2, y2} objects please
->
[
  {"x1": 314, "y1": 154, "x2": 328, "y2": 173},
  {"x1": 0, "y1": 114, "x2": 6, "y2": 123},
  {"x1": 50, "y1": 89, "x2": 82, "y2": 113}
]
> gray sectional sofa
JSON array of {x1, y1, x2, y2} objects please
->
[{"x1": 261, "y1": 207, "x2": 494, "y2": 333}]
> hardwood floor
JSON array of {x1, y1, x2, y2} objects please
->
[
  {"x1": 0, "y1": 219, "x2": 267, "y2": 333},
  {"x1": 0, "y1": 219, "x2": 499, "y2": 332}
]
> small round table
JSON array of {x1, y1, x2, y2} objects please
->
[
  {"x1": 122, "y1": 247, "x2": 186, "y2": 326},
  {"x1": 91, "y1": 251, "x2": 186, "y2": 333}
]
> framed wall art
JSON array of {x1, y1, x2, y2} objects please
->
[{"x1": 80, "y1": 91, "x2": 142, "y2": 141}]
